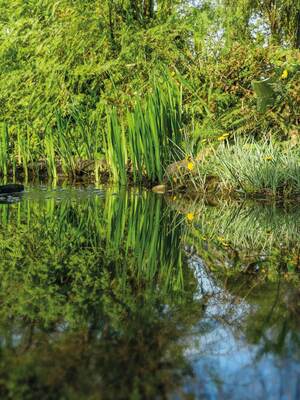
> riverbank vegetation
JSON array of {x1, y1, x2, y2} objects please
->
[
  {"x1": 0, "y1": 1, "x2": 300, "y2": 196},
  {"x1": 167, "y1": 140, "x2": 300, "y2": 198}
]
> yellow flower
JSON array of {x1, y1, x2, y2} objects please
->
[
  {"x1": 217, "y1": 133, "x2": 229, "y2": 141},
  {"x1": 187, "y1": 162, "x2": 194, "y2": 171},
  {"x1": 172, "y1": 195, "x2": 177, "y2": 201},
  {"x1": 186, "y1": 212, "x2": 194, "y2": 221},
  {"x1": 264, "y1": 156, "x2": 273, "y2": 161},
  {"x1": 281, "y1": 69, "x2": 288, "y2": 79}
]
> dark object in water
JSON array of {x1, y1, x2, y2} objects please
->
[{"x1": 0, "y1": 184, "x2": 24, "y2": 194}]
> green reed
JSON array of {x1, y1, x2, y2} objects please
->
[
  {"x1": 105, "y1": 109, "x2": 127, "y2": 185},
  {"x1": 1, "y1": 78, "x2": 183, "y2": 184},
  {"x1": 127, "y1": 83, "x2": 183, "y2": 183},
  {"x1": 17, "y1": 126, "x2": 35, "y2": 180},
  {"x1": 54, "y1": 110, "x2": 78, "y2": 176},
  {"x1": 44, "y1": 127, "x2": 57, "y2": 180},
  {"x1": 0, "y1": 123, "x2": 9, "y2": 177}
]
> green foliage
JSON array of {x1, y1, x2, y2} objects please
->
[
  {"x1": 0, "y1": 0, "x2": 299, "y2": 184},
  {"x1": 252, "y1": 78, "x2": 276, "y2": 113},
  {"x1": 0, "y1": 77, "x2": 183, "y2": 183}
]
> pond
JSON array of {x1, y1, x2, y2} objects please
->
[{"x1": 1, "y1": 185, "x2": 300, "y2": 400}]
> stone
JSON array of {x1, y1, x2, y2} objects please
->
[
  {"x1": 152, "y1": 184, "x2": 166, "y2": 194},
  {"x1": 0, "y1": 184, "x2": 24, "y2": 194}
]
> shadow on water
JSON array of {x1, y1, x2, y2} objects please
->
[{"x1": 0, "y1": 186, "x2": 300, "y2": 399}]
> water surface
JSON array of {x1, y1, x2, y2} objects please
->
[{"x1": 1, "y1": 185, "x2": 300, "y2": 399}]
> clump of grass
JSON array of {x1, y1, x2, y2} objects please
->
[
  {"x1": 169, "y1": 139, "x2": 300, "y2": 199},
  {"x1": 215, "y1": 139, "x2": 300, "y2": 197}
]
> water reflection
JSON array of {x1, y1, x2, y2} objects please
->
[{"x1": 0, "y1": 187, "x2": 300, "y2": 399}]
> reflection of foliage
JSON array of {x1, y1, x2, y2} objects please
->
[
  {"x1": 180, "y1": 197, "x2": 300, "y2": 368},
  {"x1": 183, "y1": 201, "x2": 300, "y2": 288},
  {"x1": 177, "y1": 196, "x2": 300, "y2": 256},
  {"x1": 0, "y1": 287, "x2": 202, "y2": 400},
  {"x1": 1, "y1": 188, "x2": 300, "y2": 398},
  {"x1": 0, "y1": 188, "x2": 202, "y2": 399},
  {"x1": 0, "y1": 189, "x2": 188, "y2": 324}
]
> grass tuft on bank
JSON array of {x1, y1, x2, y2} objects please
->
[{"x1": 168, "y1": 140, "x2": 300, "y2": 199}]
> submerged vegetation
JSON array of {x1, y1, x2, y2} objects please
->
[{"x1": 0, "y1": 1, "x2": 300, "y2": 193}]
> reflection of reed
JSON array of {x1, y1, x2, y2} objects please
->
[
  {"x1": 0, "y1": 188, "x2": 203, "y2": 400},
  {"x1": 0, "y1": 188, "x2": 185, "y2": 293},
  {"x1": 171, "y1": 197, "x2": 300, "y2": 250}
]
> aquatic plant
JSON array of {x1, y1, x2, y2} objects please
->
[
  {"x1": 0, "y1": 123, "x2": 9, "y2": 177},
  {"x1": 44, "y1": 127, "x2": 57, "y2": 180},
  {"x1": 127, "y1": 82, "x2": 183, "y2": 183},
  {"x1": 105, "y1": 108, "x2": 127, "y2": 184}
]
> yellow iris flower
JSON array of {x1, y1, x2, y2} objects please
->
[
  {"x1": 218, "y1": 133, "x2": 230, "y2": 141},
  {"x1": 187, "y1": 162, "x2": 194, "y2": 171},
  {"x1": 281, "y1": 69, "x2": 288, "y2": 79},
  {"x1": 186, "y1": 212, "x2": 194, "y2": 221}
]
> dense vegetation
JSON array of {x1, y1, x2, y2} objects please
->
[{"x1": 0, "y1": 0, "x2": 299, "y2": 189}]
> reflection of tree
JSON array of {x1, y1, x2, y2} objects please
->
[
  {"x1": 183, "y1": 199, "x2": 300, "y2": 370},
  {"x1": 0, "y1": 189, "x2": 204, "y2": 399},
  {"x1": 0, "y1": 288, "x2": 204, "y2": 399},
  {"x1": 187, "y1": 237, "x2": 300, "y2": 363},
  {"x1": 1, "y1": 190, "x2": 300, "y2": 398},
  {"x1": 241, "y1": 280, "x2": 300, "y2": 360}
]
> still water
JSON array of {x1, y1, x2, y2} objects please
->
[{"x1": 0, "y1": 185, "x2": 300, "y2": 399}]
